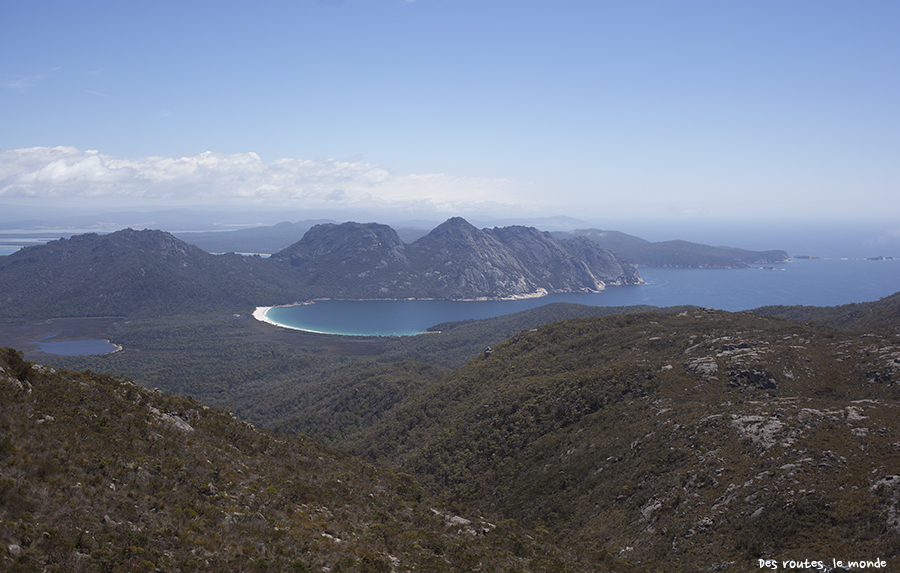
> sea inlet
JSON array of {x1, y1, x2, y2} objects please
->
[{"x1": 257, "y1": 257, "x2": 900, "y2": 336}]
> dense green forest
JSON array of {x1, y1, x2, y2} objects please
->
[{"x1": 37, "y1": 304, "x2": 683, "y2": 415}]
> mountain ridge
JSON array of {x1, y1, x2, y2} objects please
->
[
  {"x1": 553, "y1": 229, "x2": 790, "y2": 268},
  {"x1": 0, "y1": 218, "x2": 640, "y2": 320},
  {"x1": 0, "y1": 229, "x2": 291, "y2": 320},
  {"x1": 270, "y1": 217, "x2": 641, "y2": 300}
]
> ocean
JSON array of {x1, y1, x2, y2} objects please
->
[{"x1": 262, "y1": 257, "x2": 900, "y2": 336}]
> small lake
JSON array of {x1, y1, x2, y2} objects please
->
[
  {"x1": 31, "y1": 338, "x2": 121, "y2": 355},
  {"x1": 260, "y1": 258, "x2": 900, "y2": 337}
]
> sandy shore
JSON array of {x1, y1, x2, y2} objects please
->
[
  {"x1": 104, "y1": 340, "x2": 124, "y2": 354},
  {"x1": 252, "y1": 306, "x2": 283, "y2": 328},
  {"x1": 252, "y1": 306, "x2": 335, "y2": 335}
]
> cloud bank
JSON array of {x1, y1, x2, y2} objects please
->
[{"x1": 0, "y1": 147, "x2": 529, "y2": 215}]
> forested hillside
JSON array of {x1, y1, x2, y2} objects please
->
[
  {"x1": 554, "y1": 229, "x2": 790, "y2": 268},
  {"x1": 341, "y1": 310, "x2": 900, "y2": 568},
  {"x1": 0, "y1": 347, "x2": 618, "y2": 572},
  {"x1": 46, "y1": 296, "x2": 899, "y2": 570},
  {"x1": 754, "y1": 291, "x2": 900, "y2": 332},
  {"x1": 0, "y1": 229, "x2": 290, "y2": 320}
]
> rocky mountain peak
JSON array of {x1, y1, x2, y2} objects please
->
[
  {"x1": 272, "y1": 221, "x2": 409, "y2": 271},
  {"x1": 414, "y1": 217, "x2": 486, "y2": 248},
  {"x1": 263, "y1": 217, "x2": 642, "y2": 300}
]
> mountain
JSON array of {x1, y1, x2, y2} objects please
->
[
  {"x1": 411, "y1": 220, "x2": 641, "y2": 297},
  {"x1": 165, "y1": 217, "x2": 592, "y2": 256},
  {"x1": 0, "y1": 229, "x2": 290, "y2": 320},
  {"x1": 270, "y1": 221, "x2": 419, "y2": 297},
  {"x1": 554, "y1": 229, "x2": 790, "y2": 268},
  {"x1": 173, "y1": 221, "x2": 432, "y2": 253},
  {"x1": 0, "y1": 347, "x2": 613, "y2": 572},
  {"x1": 271, "y1": 217, "x2": 642, "y2": 300},
  {"x1": 164, "y1": 220, "x2": 788, "y2": 270},
  {"x1": 0, "y1": 219, "x2": 641, "y2": 321}
]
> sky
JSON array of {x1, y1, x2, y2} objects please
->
[{"x1": 2, "y1": 0, "x2": 899, "y2": 228}]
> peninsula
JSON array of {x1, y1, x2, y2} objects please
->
[{"x1": 0, "y1": 217, "x2": 641, "y2": 321}]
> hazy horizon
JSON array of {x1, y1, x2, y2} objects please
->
[{"x1": 1, "y1": 202, "x2": 899, "y2": 260}]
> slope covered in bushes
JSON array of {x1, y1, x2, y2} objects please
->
[{"x1": 0, "y1": 347, "x2": 619, "y2": 572}]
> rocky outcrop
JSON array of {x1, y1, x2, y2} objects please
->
[
  {"x1": 0, "y1": 219, "x2": 644, "y2": 319},
  {"x1": 408, "y1": 218, "x2": 534, "y2": 298},
  {"x1": 272, "y1": 217, "x2": 643, "y2": 300},
  {"x1": 557, "y1": 235, "x2": 643, "y2": 286},
  {"x1": 270, "y1": 222, "x2": 420, "y2": 296}
]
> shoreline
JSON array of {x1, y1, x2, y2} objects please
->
[
  {"x1": 251, "y1": 288, "x2": 558, "y2": 336},
  {"x1": 30, "y1": 338, "x2": 123, "y2": 356},
  {"x1": 252, "y1": 305, "x2": 383, "y2": 336},
  {"x1": 270, "y1": 288, "x2": 557, "y2": 305}
]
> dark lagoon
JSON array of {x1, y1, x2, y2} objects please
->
[
  {"x1": 258, "y1": 257, "x2": 900, "y2": 337},
  {"x1": 31, "y1": 338, "x2": 121, "y2": 355}
]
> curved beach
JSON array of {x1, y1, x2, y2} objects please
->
[
  {"x1": 253, "y1": 305, "x2": 335, "y2": 335},
  {"x1": 252, "y1": 306, "x2": 277, "y2": 327}
]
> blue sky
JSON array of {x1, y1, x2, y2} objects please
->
[{"x1": 2, "y1": 0, "x2": 899, "y2": 225}]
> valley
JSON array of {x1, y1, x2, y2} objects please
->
[
  {"x1": 4, "y1": 293, "x2": 900, "y2": 571},
  {"x1": 1, "y1": 218, "x2": 899, "y2": 571}
]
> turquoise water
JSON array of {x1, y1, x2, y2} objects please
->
[{"x1": 263, "y1": 258, "x2": 900, "y2": 336}]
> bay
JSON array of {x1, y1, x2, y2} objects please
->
[{"x1": 261, "y1": 258, "x2": 900, "y2": 337}]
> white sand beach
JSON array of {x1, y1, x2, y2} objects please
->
[{"x1": 252, "y1": 306, "x2": 278, "y2": 327}]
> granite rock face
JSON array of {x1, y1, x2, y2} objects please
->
[
  {"x1": 271, "y1": 222, "x2": 419, "y2": 296},
  {"x1": 272, "y1": 217, "x2": 643, "y2": 300}
]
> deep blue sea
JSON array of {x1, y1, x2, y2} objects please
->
[{"x1": 262, "y1": 258, "x2": 900, "y2": 337}]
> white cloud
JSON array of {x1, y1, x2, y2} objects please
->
[
  {"x1": 1, "y1": 67, "x2": 61, "y2": 93},
  {"x1": 1, "y1": 73, "x2": 48, "y2": 92},
  {"x1": 0, "y1": 147, "x2": 530, "y2": 215}
]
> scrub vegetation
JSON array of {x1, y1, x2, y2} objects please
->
[
  {"x1": 3, "y1": 226, "x2": 900, "y2": 570},
  {"x1": 0, "y1": 347, "x2": 616, "y2": 572},
  {"x1": 8, "y1": 293, "x2": 900, "y2": 570}
]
